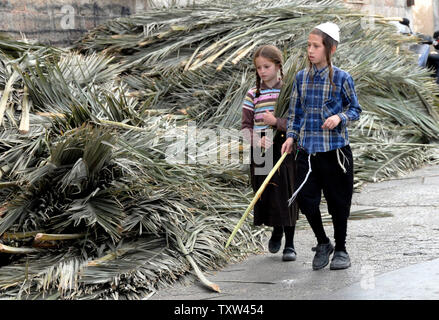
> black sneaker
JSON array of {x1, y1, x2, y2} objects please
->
[
  {"x1": 268, "y1": 238, "x2": 282, "y2": 253},
  {"x1": 330, "y1": 251, "x2": 351, "y2": 270},
  {"x1": 282, "y1": 247, "x2": 297, "y2": 261},
  {"x1": 312, "y1": 241, "x2": 334, "y2": 270}
]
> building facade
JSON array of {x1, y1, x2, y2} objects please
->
[
  {"x1": 1, "y1": 1, "x2": 438, "y2": 45},
  {"x1": 0, "y1": 0, "x2": 196, "y2": 45}
]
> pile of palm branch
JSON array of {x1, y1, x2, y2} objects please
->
[
  {"x1": 0, "y1": 0, "x2": 439, "y2": 299},
  {"x1": 75, "y1": 0, "x2": 439, "y2": 184},
  {"x1": 0, "y1": 42, "x2": 261, "y2": 299}
]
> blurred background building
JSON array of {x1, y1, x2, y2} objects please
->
[
  {"x1": 0, "y1": 0, "x2": 437, "y2": 45},
  {"x1": 343, "y1": 0, "x2": 439, "y2": 36},
  {"x1": 0, "y1": 0, "x2": 196, "y2": 45}
]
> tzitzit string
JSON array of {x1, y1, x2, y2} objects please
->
[
  {"x1": 288, "y1": 153, "x2": 312, "y2": 207},
  {"x1": 288, "y1": 147, "x2": 349, "y2": 207},
  {"x1": 336, "y1": 148, "x2": 349, "y2": 173}
]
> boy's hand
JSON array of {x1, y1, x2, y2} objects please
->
[
  {"x1": 262, "y1": 110, "x2": 277, "y2": 126},
  {"x1": 322, "y1": 115, "x2": 341, "y2": 130},
  {"x1": 281, "y1": 137, "x2": 294, "y2": 154}
]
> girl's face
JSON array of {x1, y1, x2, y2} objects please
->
[
  {"x1": 307, "y1": 33, "x2": 327, "y2": 69},
  {"x1": 255, "y1": 56, "x2": 279, "y2": 84}
]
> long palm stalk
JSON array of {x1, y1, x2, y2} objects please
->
[
  {"x1": 1, "y1": 231, "x2": 42, "y2": 240},
  {"x1": 34, "y1": 233, "x2": 86, "y2": 241},
  {"x1": 176, "y1": 234, "x2": 220, "y2": 293},
  {"x1": 0, "y1": 244, "x2": 39, "y2": 254},
  {"x1": 225, "y1": 152, "x2": 288, "y2": 249},
  {"x1": 0, "y1": 70, "x2": 19, "y2": 126},
  {"x1": 18, "y1": 86, "x2": 30, "y2": 134}
]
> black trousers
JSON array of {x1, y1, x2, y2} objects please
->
[{"x1": 295, "y1": 145, "x2": 354, "y2": 251}]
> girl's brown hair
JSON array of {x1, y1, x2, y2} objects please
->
[
  {"x1": 253, "y1": 45, "x2": 284, "y2": 97},
  {"x1": 309, "y1": 28, "x2": 338, "y2": 90}
]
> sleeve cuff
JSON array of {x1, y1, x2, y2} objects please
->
[
  {"x1": 338, "y1": 113, "x2": 348, "y2": 126},
  {"x1": 275, "y1": 118, "x2": 287, "y2": 132},
  {"x1": 287, "y1": 132, "x2": 298, "y2": 140}
]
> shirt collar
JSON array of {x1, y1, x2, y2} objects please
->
[
  {"x1": 260, "y1": 79, "x2": 282, "y2": 90},
  {"x1": 310, "y1": 64, "x2": 331, "y2": 79}
]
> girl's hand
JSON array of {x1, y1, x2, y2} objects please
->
[
  {"x1": 281, "y1": 137, "x2": 294, "y2": 154},
  {"x1": 258, "y1": 136, "x2": 273, "y2": 149},
  {"x1": 322, "y1": 115, "x2": 341, "y2": 130},
  {"x1": 262, "y1": 110, "x2": 277, "y2": 126}
]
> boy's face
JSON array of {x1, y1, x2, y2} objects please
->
[
  {"x1": 255, "y1": 56, "x2": 279, "y2": 84},
  {"x1": 307, "y1": 33, "x2": 327, "y2": 69}
]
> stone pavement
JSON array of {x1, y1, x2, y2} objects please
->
[{"x1": 151, "y1": 164, "x2": 439, "y2": 300}]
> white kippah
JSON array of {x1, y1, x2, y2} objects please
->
[{"x1": 314, "y1": 22, "x2": 340, "y2": 43}]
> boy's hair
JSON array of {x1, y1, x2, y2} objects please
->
[
  {"x1": 253, "y1": 45, "x2": 284, "y2": 97},
  {"x1": 309, "y1": 28, "x2": 338, "y2": 90}
]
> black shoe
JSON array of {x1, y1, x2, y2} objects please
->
[
  {"x1": 282, "y1": 247, "x2": 297, "y2": 261},
  {"x1": 312, "y1": 241, "x2": 334, "y2": 270},
  {"x1": 330, "y1": 251, "x2": 351, "y2": 270},
  {"x1": 268, "y1": 238, "x2": 282, "y2": 253}
]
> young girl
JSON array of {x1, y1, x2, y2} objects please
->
[
  {"x1": 242, "y1": 45, "x2": 299, "y2": 261},
  {"x1": 282, "y1": 23, "x2": 362, "y2": 270}
]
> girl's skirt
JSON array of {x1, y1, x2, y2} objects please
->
[{"x1": 250, "y1": 133, "x2": 299, "y2": 227}]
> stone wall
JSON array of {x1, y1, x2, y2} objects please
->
[
  {"x1": 4, "y1": 0, "x2": 436, "y2": 46},
  {"x1": 0, "y1": 0, "x2": 196, "y2": 46}
]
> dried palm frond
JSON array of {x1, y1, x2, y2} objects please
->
[
  {"x1": 0, "y1": 118, "x2": 261, "y2": 298},
  {"x1": 0, "y1": 0, "x2": 439, "y2": 300}
]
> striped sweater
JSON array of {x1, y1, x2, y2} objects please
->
[{"x1": 241, "y1": 80, "x2": 287, "y2": 144}]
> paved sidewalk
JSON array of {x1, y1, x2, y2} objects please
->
[
  {"x1": 151, "y1": 165, "x2": 439, "y2": 300},
  {"x1": 319, "y1": 257, "x2": 439, "y2": 299}
]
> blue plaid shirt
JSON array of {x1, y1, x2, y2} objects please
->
[{"x1": 286, "y1": 65, "x2": 362, "y2": 154}]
